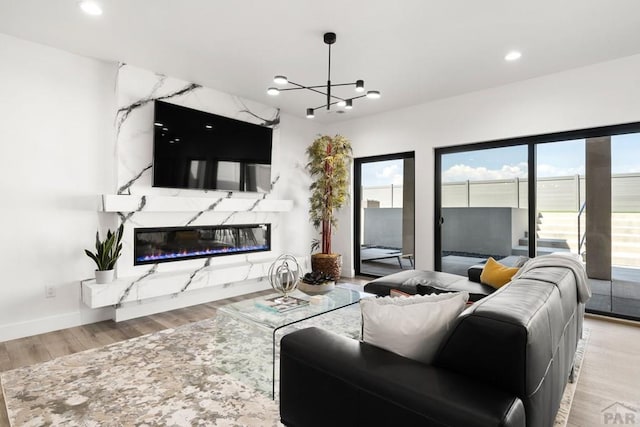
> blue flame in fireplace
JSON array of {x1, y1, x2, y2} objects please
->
[{"x1": 136, "y1": 244, "x2": 270, "y2": 263}]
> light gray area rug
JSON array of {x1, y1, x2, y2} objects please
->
[
  {"x1": 0, "y1": 309, "x2": 589, "y2": 426},
  {"x1": 0, "y1": 318, "x2": 282, "y2": 427}
]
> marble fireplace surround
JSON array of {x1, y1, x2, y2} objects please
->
[
  {"x1": 80, "y1": 64, "x2": 310, "y2": 321},
  {"x1": 80, "y1": 193, "x2": 306, "y2": 317}
]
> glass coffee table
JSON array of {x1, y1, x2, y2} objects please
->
[{"x1": 213, "y1": 285, "x2": 367, "y2": 398}]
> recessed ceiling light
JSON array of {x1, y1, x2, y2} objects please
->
[
  {"x1": 205, "y1": 124, "x2": 213, "y2": 129},
  {"x1": 79, "y1": 1, "x2": 103, "y2": 16},
  {"x1": 505, "y1": 51, "x2": 522, "y2": 62}
]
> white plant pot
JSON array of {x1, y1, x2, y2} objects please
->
[{"x1": 95, "y1": 269, "x2": 115, "y2": 284}]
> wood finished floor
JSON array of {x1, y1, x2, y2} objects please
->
[{"x1": 1, "y1": 289, "x2": 639, "y2": 427}]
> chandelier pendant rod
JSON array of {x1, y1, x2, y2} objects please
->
[
  {"x1": 326, "y1": 43, "x2": 332, "y2": 110},
  {"x1": 278, "y1": 82, "x2": 347, "y2": 102},
  {"x1": 280, "y1": 82, "x2": 356, "y2": 90}
]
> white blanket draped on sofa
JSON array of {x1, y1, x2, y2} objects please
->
[{"x1": 512, "y1": 254, "x2": 592, "y2": 303}]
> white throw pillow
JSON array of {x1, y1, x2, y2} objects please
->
[{"x1": 360, "y1": 292, "x2": 469, "y2": 364}]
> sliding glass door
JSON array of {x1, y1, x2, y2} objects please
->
[
  {"x1": 535, "y1": 140, "x2": 585, "y2": 258},
  {"x1": 609, "y1": 133, "x2": 640, "y2": 318},
  {"x1": 354, "y1": 152, "x2": 415, "y2": 276},
  {"x1": 435, "y1": 123, "x2": 640, "y2": 321},
  {"x1": 438, "y1": 145, "x2": 528, "y2": 275}
]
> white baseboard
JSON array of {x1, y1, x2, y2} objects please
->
[
  {"x1": 0, "y1": 281, "x2": 272, "y2": 342},
  {"x1": 0, "y1": 306, "x2": 112, "y2": 343}
]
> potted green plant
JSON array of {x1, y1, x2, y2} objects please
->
[
  {"x1": 84, "y1": 224, "x2": 124, "y2": 284},
  {"x1": 306, "y1": 134, "x2": 352, "y2": 280}
]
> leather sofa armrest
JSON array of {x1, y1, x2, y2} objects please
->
[{"x1": 280, "y1": 327, "x2": 525, "y2": 427}]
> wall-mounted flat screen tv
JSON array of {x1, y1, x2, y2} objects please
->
[{"x1": 152, "y1": 101, "x2": 273, "y2": 192}]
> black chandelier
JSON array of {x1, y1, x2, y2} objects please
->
[{"x1": 267, "y1": 32, "x2": 381, "y2": 119}]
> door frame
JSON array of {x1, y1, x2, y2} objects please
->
[{"x1": 354, "y1": 151, "x2": 415, "y2": 277}]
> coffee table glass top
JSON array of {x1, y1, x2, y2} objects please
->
[{"x1": 219, "y1": 286, "x2": 362, "y2": 330}]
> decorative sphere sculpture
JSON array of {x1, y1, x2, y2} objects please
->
[{"x1": 268, "y1": 254, "x2": 301, "y2": 300}]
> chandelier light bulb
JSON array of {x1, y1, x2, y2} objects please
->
[
  {"x1": 337, "y1": 100, "x2": 347, "y2": 107},
  {"x1": 366, "y1": 90, "x2": 381, "y2": 99},
  {"x1": 273, "y1": 75, "x2": 288, "y2": 85},
  {"x1": 345, "y1": 99, "x2": 353, "y2": 110},
  {"x1": 267, "y1": 87, "x2": 280, "y2": 96},
  {"x1": 355, "y1": 80, "x2": 365, "y2": 92},
  {"x1": 306, "y1": 108, "x2": 315, "y2": 118}
]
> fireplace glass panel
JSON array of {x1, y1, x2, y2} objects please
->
[{"x1": 134, "y1": 224, "x2": 270, "y2": 265}]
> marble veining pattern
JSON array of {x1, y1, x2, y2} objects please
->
[
  {"x1": 116, "y1": 81, "x2": 201, "y2": 135},
  {"x1": 185, "y1": 195, "x2": 231, "y2": 226},
  {"x1": 180, "y1": 258, "x2": 212, "y2": 293},
  {"x1": 117, "y1": 264, "x2": 158, "y2": 307},
  {"x1": 117, "y1": 195, "x2": 147, "y2": 225},
  {"x1": 117, "y1": 164, "x2": 152, "y2": 195}
]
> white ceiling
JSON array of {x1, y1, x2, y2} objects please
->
[{"x1": 1, "y1": 0, "x2": 640, "y2": 122}]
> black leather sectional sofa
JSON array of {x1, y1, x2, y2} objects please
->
[{"x1": 279, "y1": 261, "x2": 585, "y2": 427}]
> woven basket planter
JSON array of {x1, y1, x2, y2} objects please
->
[{"x1": 311, "y1": 253, "x2": 342, "y2": 280}]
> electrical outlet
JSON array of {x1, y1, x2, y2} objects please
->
[{"x1": 45, "y1": 286, "x2": 56, "y2": 298}]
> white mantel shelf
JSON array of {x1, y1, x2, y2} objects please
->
[
  {"x1": 81, "y1": 255, "x2": 310, "y2": 309},
  {"x1": 100, "y1": 194, "x2": 294, "y2": 213}
]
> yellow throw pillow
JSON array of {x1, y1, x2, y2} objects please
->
[{"x1": 480, "y1": 257, "x2": 520, "y2": 289}]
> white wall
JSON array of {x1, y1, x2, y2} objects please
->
[
  {"x1": 329, "y1": 53, "x2": 640, "y2": 275},
  {"x1": 0, "y1": 33, "x2": 117, "y2": 341},
  {"x1": 0, "y1": 34, "x2": 321, "y2": 341},
  {"x1": 277, "y1": 113, "x2": 323, "y2": 256}
]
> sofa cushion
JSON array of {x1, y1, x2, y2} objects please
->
[
  {"x1": 364, "y1": 270, "x2": 465, "y2": 296},
  {"x1": 480, "y1": 257, "x2": 520, "y2": 289},
  {"x1": 365, "y1": 270, "x2": 495, "y2": 302},
  {"x1": 468, "y1": 255, "x2": 529, "y2": 283},
  {"x1": 361, "y1": 292, "x2": 469, "y2": 364},
  {"x1": 416, "y1": 279, "x2": 495, "y2": 302}
]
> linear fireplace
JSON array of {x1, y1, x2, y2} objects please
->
[{"x1": 134, "y1": 224, "x2": 270, "y2": 265}]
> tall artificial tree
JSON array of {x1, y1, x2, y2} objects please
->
[{"x1": 307, "y1": 134, "x2": 352, "y2": 255}]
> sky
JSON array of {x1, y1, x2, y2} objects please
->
[
  {"x1": 361, "y1": 133, "x2": 640, "y2": 186},
  {"x1": 441, "y1": 133, "x2": 640, "y2": 183},
  {"x1": 361, "y1": 159, "x2": 404, "y2": 186}
]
